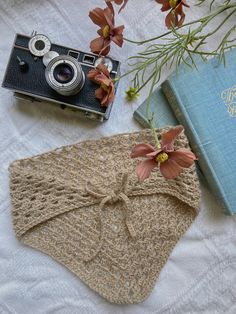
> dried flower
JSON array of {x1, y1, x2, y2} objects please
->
[
  {"x1": 87, "y1": 64, "x2": 115, "y2": 107},
  {"x1": 89, "y1": 3, "x2": 125, "y2": 55},
  {"x1": 125, "y1": 86, "x2": 140, "y2": 101},
  {"x1": 156, "y1": 0, "x2": 189, "y2": 28},
  {"x1": 106, "y1": 0, "x2": 129, "y2": 13},
  {"x1": 131, "y1": 125, "x2": 197, "y2": 181}
]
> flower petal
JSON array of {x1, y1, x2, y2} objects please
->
[
  {"x1": 94, "y1": 73, "x2": 111, "y2": 86},
  {"x1": 136, "y1": 159, "x2": 157, "y2": 182},
  {"x1": 118, "y1": 0, "x2": 129, "y2": 13},
  {"x1": 130, "y1": 143, "x2": 156, "y2": 158},
  {"x1": 177, "y1": 13, "x2": 185, "y2": 27},
  {"x1": 161, "y1": 125, "x2": 184, "y2": 151},
  {"x1": 101, "y1": 85, "x2": 115, "y2": 107},
  {"x1": 175, "y1": 4, "x2": 186, "y2": 27},
  {"x1": 103, "y1": 6, "x2": 114, "y2": 28},
  {"x1": 156, "y1": 0, "x2": 171, "y2": 11},
  {"x1": 111, "y1": 33, "x2": 124, "y2": 47},
  {"x1": 97, "y1": 64, "x2": 110, "y2": 77},
  {"x1": 90, "y1": 38, "x2": 111, "y2": 55},
  {"x1": 87, "y1": 68, "x2": 100, "y2": 82},
  {"x1": 181, "y1": 0, "x2": 190, "y2": 8},
  {"x1": 89, "y1": 8, "x2": 107, "y2": 27},
  {"x1": 107, "y1": 84, "x2": 115, "y2": 105},
  {"x1": 98, "y1": 39, "x2": 111, "y2": 56},
  {"x1": 165, "y1": 10, "x2": 178, "y2": 28},
  {"x1": 87, "y1": 63, "x2": 111, "y2": 84},
  {"x1": 90, "y1": 37, "x2": 106, "y2": 54},
  {"x1": 169, "y1": 148, "x2": 197, "y2": 168},
  {"x1": 95, "y1": 87, "x2": 106, "y2": 100},
  {"x1": 100, "y1": 91, "x2": 109, "y2": 106},
  {"x1": 159, "y1": 159, "x2": 183, "y2": 179},
  {"x1": 113, "y1": 25, "x2": 125, "y2": 35},
  {"x1": 146, "y1": 150, "x2": 161, "y2": 158}
]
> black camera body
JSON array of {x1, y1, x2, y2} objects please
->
[{"x1": 2, "y1": 33, "x2": 121, "y2": 122}]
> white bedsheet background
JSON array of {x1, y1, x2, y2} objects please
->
[{"x1": 1, "y1": 1, "x2": 236, "y2": 313}]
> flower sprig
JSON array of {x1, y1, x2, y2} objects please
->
[
  {"x1": 131, "y1": 125, "x2": 197, "y2": 181},
  {"x1": 156, "y1": 0, "x2": 190, "y2": 28},
  {"x1": 123, "y1": 2, "x2": 236, "y2": 94},
  {"x1": 89, "y1": 1, "x2": 125, "y2": 56},
  {"x1": 87, "y1": 0, "x2": 235, "y2": 180},
  {"x1": 87, "y1": 1, "x2": 126, "y2": 107},
  {"x1": 87, "y1": 64, "x2": 115, "y2": 107}
]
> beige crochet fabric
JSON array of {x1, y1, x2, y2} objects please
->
[{"x1": 9, "y1": 128, "x2": 200, "y2": 304}]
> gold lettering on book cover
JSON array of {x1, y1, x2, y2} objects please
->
[{"x1": 221, "y1": 85, "x2": 236, "y2": 117}]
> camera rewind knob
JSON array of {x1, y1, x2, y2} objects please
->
[{"x1": 17, "y1": 56, "x2": 29, "y2": 72}]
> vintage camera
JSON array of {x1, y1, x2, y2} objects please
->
[{"x1": 2, "y1": 33, "x2": 121, "y2": 122}]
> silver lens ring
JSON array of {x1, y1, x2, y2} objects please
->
[
  {"x1": 28, "y1": 34, "x2": 51, "y2": 57},
  {"x1": 45, "y1": 55, "x2": 85, "y2": 96}
]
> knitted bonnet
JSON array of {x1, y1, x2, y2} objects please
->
[{"x1": 9, "y1": 128, "x2": 200, "y2": 304}]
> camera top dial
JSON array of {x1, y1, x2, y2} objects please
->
[
  {"x1": 28, "y1": 34, "x2": 51, "y2": 57},
  {"x1": 94, "y1": 57, "x2": 113, "y2": 73}
]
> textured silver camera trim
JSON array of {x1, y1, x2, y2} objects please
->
[
  {"x1": 48, "y1": 59, "x2": 78, "y2": 87},
  {"x1": 45, "y1": 55, "x2": 85, "y2": 96},
  {"x1": 13, "y1": 33, "x2": 119, "y2": 73},
  {"x1": 28, "y1": 34, "x2": 51, "y2": 57},
  {"x1": 11, "y1": 46, "x2": 118, "y2": 75}
]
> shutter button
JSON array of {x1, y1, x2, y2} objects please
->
[{"x1": 17, "y1": 56, "x2": 29, "y2": 72}]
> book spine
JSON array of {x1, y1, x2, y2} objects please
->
[
  {"x1": 162, "y1": 81, "x2": 232, "y2": 215},
  {"x1": 133, "y1": 109, "x2": 150, "y2": 129}
]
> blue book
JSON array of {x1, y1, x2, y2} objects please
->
[
  {"x1": 162, "y1": 49, "x2": 236, "y2": 215},
  {"x1": 133, "y1": 87, "x2": 178, "y2": 128}
]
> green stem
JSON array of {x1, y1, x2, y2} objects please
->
[
  {"x1": 124, "y1": 3, "x2": 236, "y2": 45},
  {"x1": 145, "y1": 62, "x2": 162, "y2": 149}
]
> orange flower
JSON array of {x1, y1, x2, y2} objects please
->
[
  {"x1": 89, "y1": 3, "x2": 124, "y2": 56},
  {"x1": 106, "y1": 0, "x2": 129, "y2": 13},
  {"x1": 156, "y1": 0, "x2": 189, "y2": 28},
  {"x1": 87, "y1": 64, "x2": 115, "y2": 107},
  {"x1": 131, "y1": 125, "x2": 197, "y2": 181}
]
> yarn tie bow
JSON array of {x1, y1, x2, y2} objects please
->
[{"x1": 83, "y1": 173, "x2": 136, "y2": 262}]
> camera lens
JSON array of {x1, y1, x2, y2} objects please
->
[
  {"x1": 53, "y1": 64, "x2": 74, "y2": 83},
  {"x1": 45, "y1": 55, "x2": 85, "y2": 96}
]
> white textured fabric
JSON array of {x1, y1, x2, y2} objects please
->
[{"x1": 1, "y1": 1, "x2": 236, "y2": 313}]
